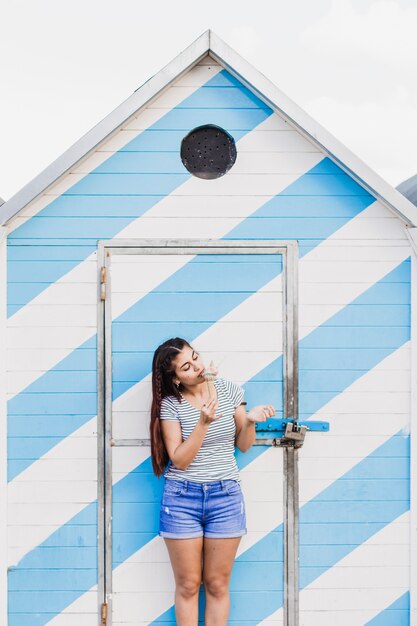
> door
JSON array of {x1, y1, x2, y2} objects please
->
[{"x1": 99, "y1": 239, "x2": 298, "y2": 626}]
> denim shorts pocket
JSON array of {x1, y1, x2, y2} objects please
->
[
  {"x1": 162, "y1": 480, "x2": 186, "y2": 501},
  {"x1": 224, "y1": 480, "x2": 242, "y2": 496}
]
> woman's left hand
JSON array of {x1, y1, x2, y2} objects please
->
[{"x1": 247, "y1": 405, "x2": 275, "y2": 423}]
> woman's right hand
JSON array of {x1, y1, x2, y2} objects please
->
[{"x1": 200, "y1": 398, "x2": 222, "y2": 425}]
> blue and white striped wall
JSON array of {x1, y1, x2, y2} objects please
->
[{"x1": 4, "y1": 55, "x2": 412, "y2": 625}]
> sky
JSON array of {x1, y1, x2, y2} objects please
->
[{"x1": 1, "y1": 0, "x2": 417, "y2": 202}]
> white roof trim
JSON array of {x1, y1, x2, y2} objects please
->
[{"x1": 2, "y1": 29, "x2": 416, "y2": 227}]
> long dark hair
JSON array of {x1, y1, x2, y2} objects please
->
[{"x1": 150, "y1": 337, "x2": 191, "y2": 477}]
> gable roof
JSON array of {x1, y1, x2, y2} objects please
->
[{"x1": 1, "y1": 29, "x2": 417, "y2": 227}]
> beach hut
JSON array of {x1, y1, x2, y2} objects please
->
[{"x1": 1, "y1": 30, "x2": 415, "y2": 626}]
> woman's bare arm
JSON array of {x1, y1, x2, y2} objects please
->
[{"x1": 234, "y1": 404, "x2": 275, "y2": 452}]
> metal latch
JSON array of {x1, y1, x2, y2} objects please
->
[
  {"x1": 254, "y1": 418, "x2": 329, "y2": 446},
  {"x1": 283, "y1": 422, "x2": 307, "y2": 447}
]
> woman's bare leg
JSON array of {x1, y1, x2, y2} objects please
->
[
  {"x1": 164, "y1": 537, "x2": 203, "y2": 626},
  {"x1": 203, "y1": 537, "x2": 241, "y2": 626}
]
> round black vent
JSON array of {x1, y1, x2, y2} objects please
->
[{"x1": 180, "y1": 125, "x2": 237, "y2": 179}]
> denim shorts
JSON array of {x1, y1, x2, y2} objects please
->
[{"x1": 159, "y1": 478, "x2": 247, "y2": 539}]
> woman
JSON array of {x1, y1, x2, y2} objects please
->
[{"x1": 150, "y1": 337, "x2": 275, "y2": 626}]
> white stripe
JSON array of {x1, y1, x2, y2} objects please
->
[
  {"x1": 39, "y1": 345, "x2": 410, "y2": 624},
  {"x1": 7, "y1": 204, "x2": 410, "y2": 565},
  {"x1": 7, "y1": 116, "x2": 323, "y2": 397},
  {"x1": 262, "y1": 513, "x2": 409, "y2": 625},
  {"x1": 7, "y1": 62, "x2": 223, "y2": 233}
]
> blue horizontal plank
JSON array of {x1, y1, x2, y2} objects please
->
[
  {"x1": 12, "y1": 546, "x2": 97, "y2": 570},
  {"x1": 95, "y1": 150, "x2": 198, "y2": 173},
  {"x1": 32, "y1": 194, "x2": 156, "y2": 218},
  {"x1": 11, "y1": 371, "x2": 96, "y2": 393},
  {"x1": 8, "y1": 261, "x2": 95, "y2": 282},
  {"x1": 112, "y1": 351, "x2": 153, "y2": 383},
  {"x1": 256, "y1": 194, "x2": 374, "y2": 217},
  {"x1": 230, "y1": 562, "x2": 284, "y2": 591},
  {"x1": 10, "y1": 213, "x2": 184, "y2": 237},
  {"x1": 7, "y1": 244, "x2": 96, "y2": 261},
  {"x1": 112, "y1": 473, "x2": 166, "y2": 503},
  {"x1": 8, "y1": 569, "x2": 96, "y2": 591},
  {"x1": 26, "y1": 525, "x2": 97, "y2": 547},
  {"x1": 300, "y1": 363, "x2": 409, "y2": 391},
  {"x1": 306, "y1": 457, "x2": 410, "y2": 483},
  {"x1": 300, "y1": 368, "x2": 383, "y2": 391},
  {"x1": 301, "y1": 541, "x2": 405, "y2": 566},
  {"x1": 299, "y1": 346, "x2": 410, "y2": 369},
  {"x1": 8, "y1": 590, "x2": 97, "y2": 614},
  {"x1": 112, "y1": 322, "x2": 215, "y2": 351},
  {"x1": 231, "y1": 217, "x2": 367, "y2": 239},
  {"x1": 300, "y1": 497, "x2": 407, "y2": 524},
  {"x1": 112, "y1": 503, "x2": 160, "y2": 533},
  {"x1": 243, "y1": 381, "x2": 283, "y2": 407},
  {"x1": 299, "y1": 521, "x2": 398, "y2": 544},
  {"x1": 307, "y1": 478, "x2": 409, "y2": 501},
  {"x1": 308, "y1": 305, "x2": 410, "y2": 327},
  {"x1": 65, "y1": 173, "x2": 189, "y2": 196},
  {"x1": 9, "y1": 415, "x2": 96, "y2": 437},
  {"x1": 8, "y1": 434, "x2": 97, "y2": 459},
  {"x1": 300, "y1": 326, "x2": 409, "y2": 349},
  {"x1": 116, "y1": 293, "x2": 279, "y2": 324},
  {"x1": 8, "y1": 392, "x2": 97, "y2": 417}
]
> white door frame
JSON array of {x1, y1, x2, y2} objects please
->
[{"x1": 97, "y1": 238, "x2": 299, "y2": 626}]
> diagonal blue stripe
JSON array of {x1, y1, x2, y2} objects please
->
[
  {"x1": 8, "y1": 69, "x2": 272, "y2": 316},
  {"x1": 152, "y1": 432, "x2": 410, "y2": 624},
  {"x1": 228, "y1": 158, "x2": 372, "y2": 256},
  {"x1": 9, "y1": 256, "x2": 410, "y2": 625},
  {"x1": 365, "y1": 592, "x2": 410, "y2": 625},
  {"x1": 7, "y1": 157, "x2": 374, "y2": 480}
]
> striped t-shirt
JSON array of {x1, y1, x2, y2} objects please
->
[{"x1": 160, "y1": 378, "x2": 244, "y2": 483}]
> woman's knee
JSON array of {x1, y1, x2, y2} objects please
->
[
  {"x1": 176, "y1": 575, "x2": 202, "y2": 599},
  {"x1": 203, "y1": 574, "x2": 230, "y2": 598}
]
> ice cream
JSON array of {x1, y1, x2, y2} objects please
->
[{"x1": 203, "y1": 360, "x2": 218, "y2": 399}]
